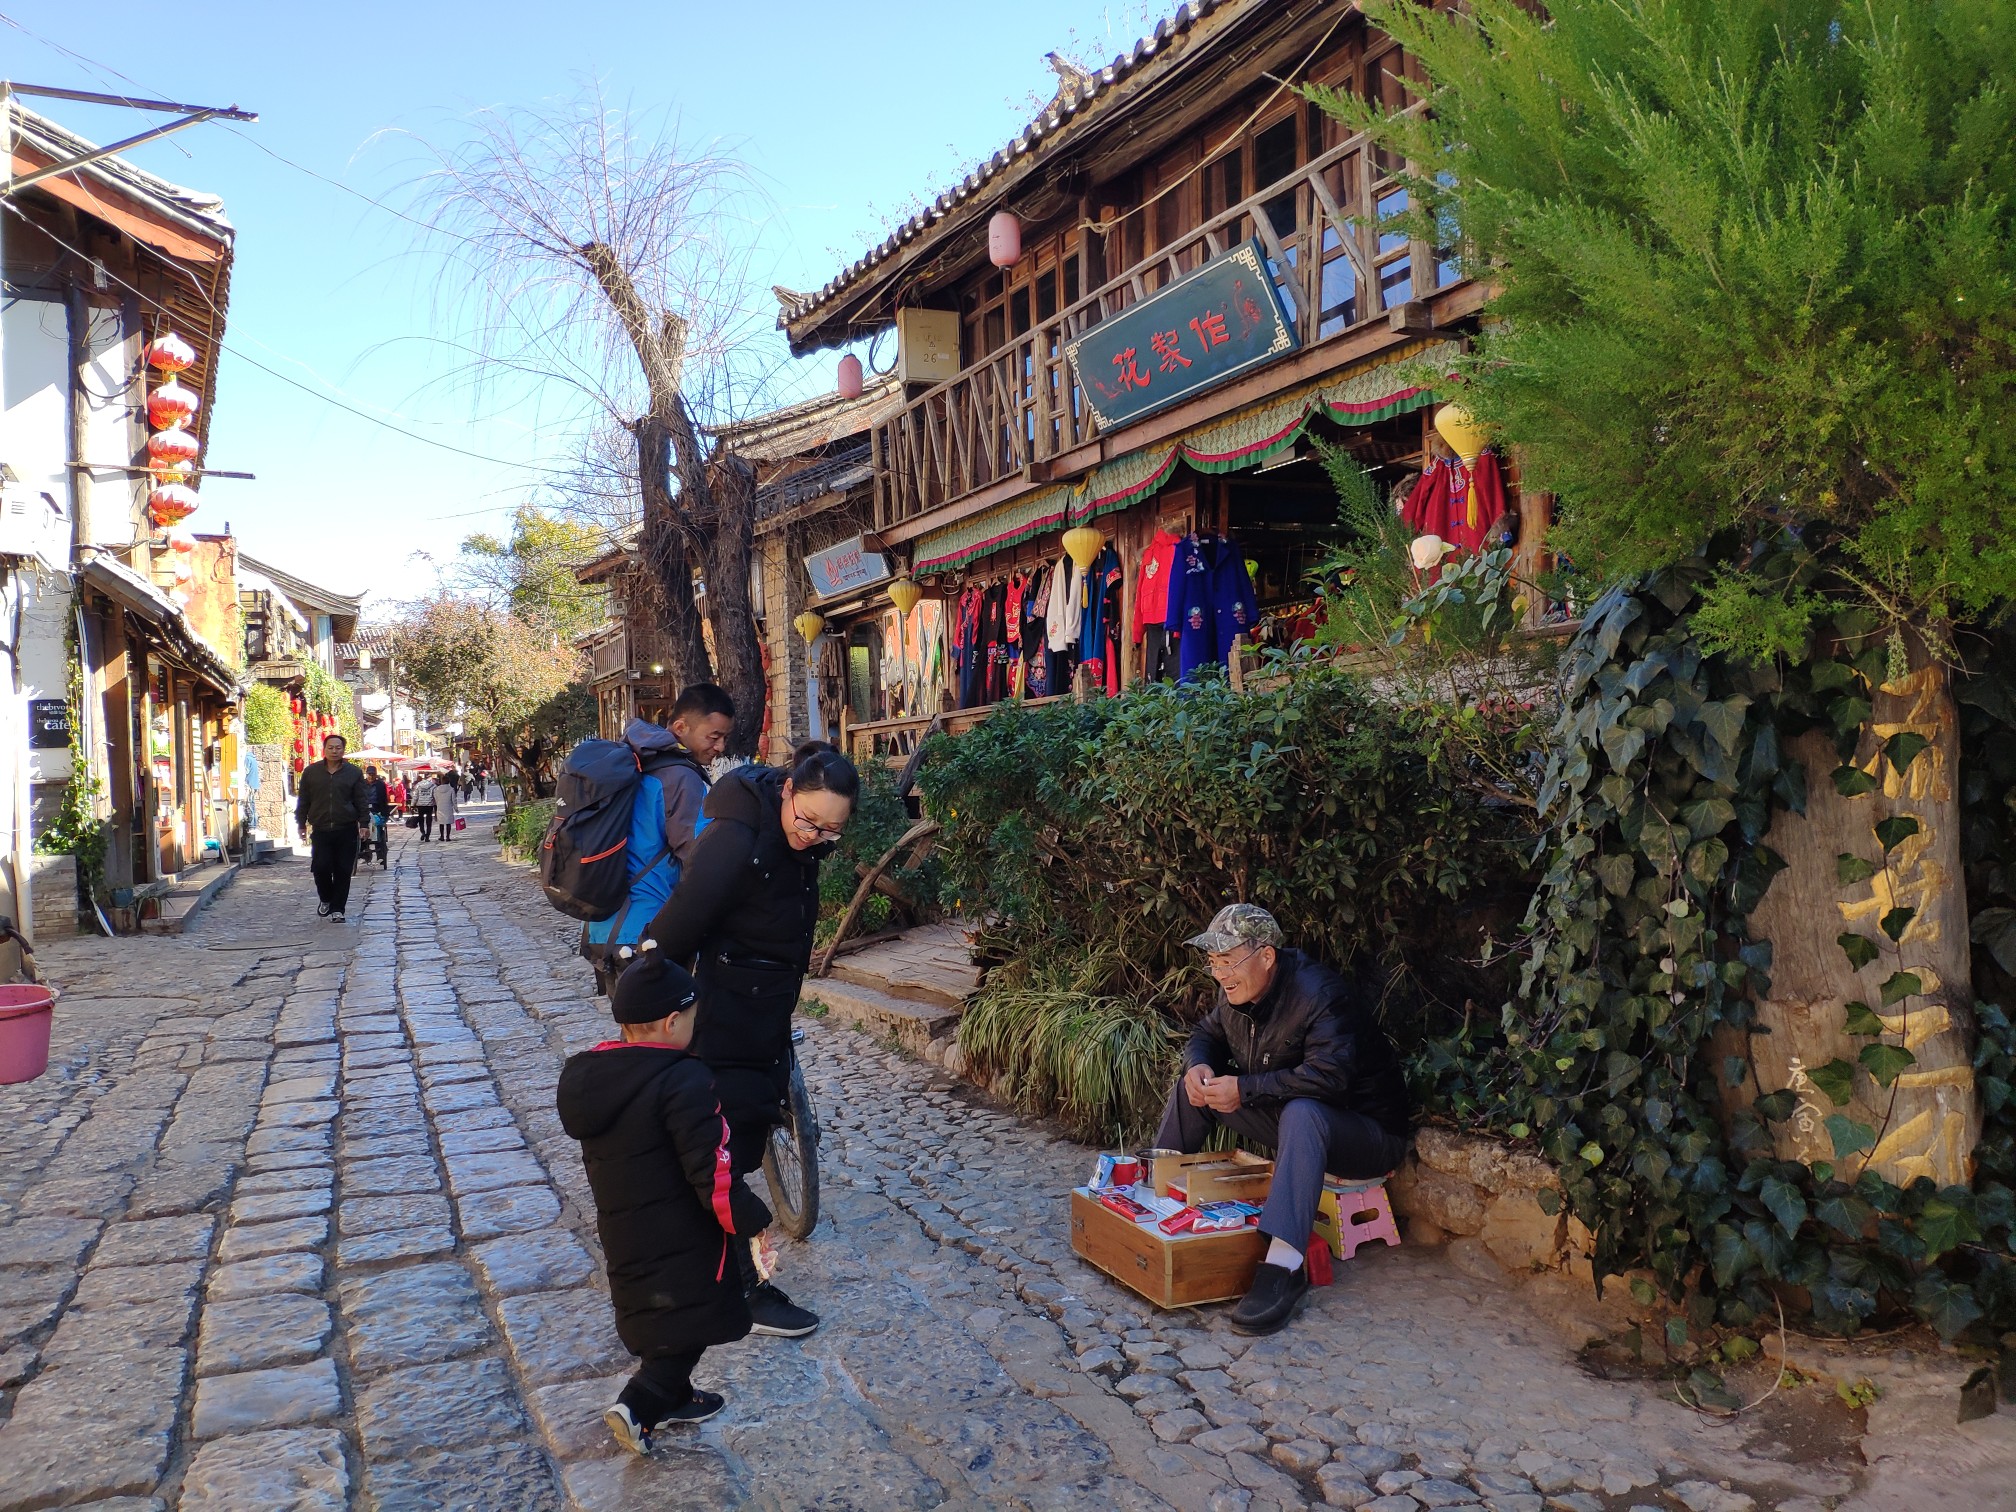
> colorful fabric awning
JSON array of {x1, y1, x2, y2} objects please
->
[{"x1": 913, "y1": 338, "x2": 1461, "y2": 577}]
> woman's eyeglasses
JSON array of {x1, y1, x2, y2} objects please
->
[{"x1": 787, "y1": 794, "x2": 846, "y2": 842}]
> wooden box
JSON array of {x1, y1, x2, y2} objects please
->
[
  {"x1": 1070, "y1": 1189, "x2": 1266, "y2": 1308},
  {"x1": 1153, "y1": 1149, "x2": 1274, "y2": 1206}
]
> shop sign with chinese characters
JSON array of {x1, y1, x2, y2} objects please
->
[
  {"x1": 804, "y1": 536, "x2": 892, "y2": 600},
  {"x1": 1065, "y1": 238, "x2": 1298, "y2": 430}
]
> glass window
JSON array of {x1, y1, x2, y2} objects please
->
[
  {"x1": 1319, "y1": 229, "x2": 1357, "y2": 336},
  {"x1": 1376, "y1": 187, "x2": 1410, "y2": 256},
  {"x1": 1253, "y1": 117, "x2": 1297, "y2": 191},
  {"x1": 1379, "y1": 260, "x2": 1412, "y2": 309}
]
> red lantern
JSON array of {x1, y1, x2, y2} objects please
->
[
  {"x1": 171, "y1": 558, "x2": 194, "y2": 584},
  {"x1": 837, "y1": 353, "x2": 863, "y2": 399},
  {"x1": 988, "y1": 211, "x2": 1022, "y2": 269},
  {"x1": 147, "y1": 483, "x2": 198, "y2": 526},
  {"x1": 146, "y1": 380, "x2": 199, "y2": 429},
  {"x1": 148, "y1": 426, "x2": 201, "y2": 464},
  {"x1": 146, "y1": 332, "x2": 196, "y2": 373},
  {"x1": 166, "y1": 528, "x2": 196, "y2": 554},
  {"x1": 149, "y1": 457, "x2": 194, "y2": 486}
]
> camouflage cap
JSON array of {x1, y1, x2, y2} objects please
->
[{"x1": 1185, "y1": 903, "x2": 1284, "y2": 953}]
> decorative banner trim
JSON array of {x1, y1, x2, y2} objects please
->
[{"x1": 912, "y1": 338, "x2": 1463, "y2": 577}]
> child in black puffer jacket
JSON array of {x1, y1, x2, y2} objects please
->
[{"x1": 556, "y1": 954, "x2": 772, "y2": 1453}]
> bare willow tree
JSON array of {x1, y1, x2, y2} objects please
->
[{"x1": 411, "y1": 82, "x2": 783, "y2": 753}]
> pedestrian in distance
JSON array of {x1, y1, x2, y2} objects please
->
[
  {"x1": 411, "y1": 773, "x2": 437, "y2": 841},
  {"x1": 388, "y1": 772, "x2": 408, "y2": 819},
  {"x1": 362, "y1": 764, "x2": 392, "y2": 870},
  {"x1": 1151, "y1": 903, "x2": 1411, "y2": 1335},
  {"x1": 295, "y1": 733, "x2": 371, "y2": 922},
  {"x1": 556, "y1": 952, "x2": 773, "y2": 1454},
  {"x1": 434, "y1": 766, "x2": 460, "y2": 840},
  {"x1": 629, "y1": 739, "x2": 857, "y2": 1339}
]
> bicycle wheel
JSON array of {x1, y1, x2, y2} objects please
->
[{"x1": 762, "y1": 1059, "x2": 820, "y2": 1239}]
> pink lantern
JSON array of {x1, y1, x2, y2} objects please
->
[
  {"x1": 147, "y1": 426, "x2": 201, "y2": 464},
  {"x1": 837, "y1": 353, "x2": 864, "y2": 399},
  {"x1": 145, "y1": 332, "x2": 196, "y2": 373},
  {"x1": 988, "y1": 211, "x2": 1022, "y2": 269},
  {"x1": 147, "y1": 381, "x2": 199, "y2": 429},
  {"x1": 147, "y1": 483, "x2": 199, "y2": 526}
]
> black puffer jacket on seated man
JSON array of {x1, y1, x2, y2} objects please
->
[
  {"x1": 556, "y1": 1041, "x2": 772, "y2": 1357},
  {"x1": 1184, "y1": 947, "x2": 1411, "y2": 1136}
]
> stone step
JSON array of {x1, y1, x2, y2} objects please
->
[
  {"x1": 825, "y1": 953, "x2": 974, "y2": 1011},
  {"x1": 141, "y1": 863, "x2": 242, "y2": 935},
  {"x1": 798, "y1": 976, "x2": 960, "y2": 1056}
]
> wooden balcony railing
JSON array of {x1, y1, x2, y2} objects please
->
[
  {"x1": 590, "y1": 631, "x2": 628, "y2": 681},
  {"x1": 872, "y1": 123, "x2": 1460, "y2": 530}
]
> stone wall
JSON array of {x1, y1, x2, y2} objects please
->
[
  {"x1": 249, "y1": 744, "x2": 290, "y2": 839},
  {"x1": 27, "y1": 853, "x2": 78, "y2": 940},
  {"x1": 1387, "y1": 1126, "x2": 1592, "y2": 1281}
]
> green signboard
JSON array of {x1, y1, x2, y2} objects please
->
[{"x1": 1065, "y1": 237, "x2": 1299, "y2": 431}]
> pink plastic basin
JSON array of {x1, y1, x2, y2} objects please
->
[{"x1": 0, "y1": 985, "x2": 54, "y2": 1085}]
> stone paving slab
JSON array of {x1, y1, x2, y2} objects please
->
[{"x1": 3, "y1": 812, "x2": 1996, "y2": 1511}]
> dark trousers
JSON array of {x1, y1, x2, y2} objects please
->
[
  {"x1": 1141, "y1": 624, "x2": 1174, "y2": 682},
  {"x1": 1154, "y1": 1083, "x2": 1407, "y2": 1252},
  {"x1": 618, "y1": 1347, "x2": 703, "y2": 1426},
  {"x1": 309, "y1": 827, "x2": 360, "y2": 913},
  {"x1": 417, "y1": 806, "x2": 435, "y2": 841}
]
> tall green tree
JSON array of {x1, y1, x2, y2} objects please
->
[
  {"x1": 1315, "y1": 2, "x2": 2016, "y2": 1206},
  {"x1": 457, "y1": 505, "x2": 607, "y2": 641}
]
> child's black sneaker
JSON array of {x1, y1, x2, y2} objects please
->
[
  {"x1": 658, "y1": 1388, "x2": 725, "y2": 1425},
  {"x1": 604, "y1": 1403, "x2": 652, "y2": 1455},
  {"x1": 747, "y1": 1283, "x2": 819, "y2": 1337}
]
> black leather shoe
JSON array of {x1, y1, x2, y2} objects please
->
[{"x1": 1230, "y1": 1261, "x2": 1309, "y2": 1335}]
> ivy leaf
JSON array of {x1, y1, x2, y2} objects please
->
[
  {"x1": 1883, "y1": 731, "x2": 1929, "y2": 775},
  {"x1": 1759, "y1": 1174, "x2": 1809, "y2": 1238},
  {"x1": 1826, "y1": 1114, "x2": 1878, "y2": 1160},
  {"x1": 1685, "y1": 837, "x2": 1730, "y2": 888},
  {"x1": 1807, "y1": 1059, "x2": 1857, "y2": 1106},
  {"x1": 1879, "y1": 971, "x2": 1922, "y2": 1006},
  {"x1": 1971, "y1": 908, "x2": 2016, "y2": 975},
  {"x1": 1629, "y1": 1276, "x2": 1657, "y2": 1305},
  {"x1": 1874, "y1": 815, "x2": 1921, "y2": 852},
  {"x1": 1843, "y1": 1000, "x2": 1886, "y2": 1036},
  {"x1": 1809, "y1": 658, "x2": 1857, "y2": 692},
  {"x1": 1594, "y1": 852, "x2": 1635, "y2": 897},
  {"x1": 1831, "y1": 764, "x2": 1880, "y2": 797},
  {"x1": 1710, "y1": 1224, "x2": 1757, "y2": 1288},
  {"x1": 1814, "y1": 1193, "x2": 1874, "y2": 1239},
  {"x1": 1836, "y1": 853, "x2": 1878, "y2": 885},
  {"x1": 1859, "y1": 1042, "x2": 1917, "y2": 1087},
  {"x1": 1697, "y1": 699, "x2": 1747, "y2": 756},
  {"x1": 1911, "y1": 1270, "x2": 1984, "y2": 1341},
  {"x1": 1915, "y1": 1194, "x2": 1982, "y2": 1260},
  {"x1": 1753, "y1": 1089, "x2": 1797, "y2": 1122},
  {"x1": 1601, "y1": 722, "x2": 1647, "y2": 772},
  {"x1": 1837, "y1": 933, "x2": 1880, "y2": 971},
  {"x1": 1879, "y1": 906, "x2": 1916, "y2": 943},
  {"x1": 1679, "y1": 796, "x2": 1736, "y2": 839}
]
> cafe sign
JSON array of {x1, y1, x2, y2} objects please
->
[
  {"x1": 804, "y1": 536, "x2": 892, "y2": 600},
  {"x1": 1065, "y1": 237, "x2": 1299, "y2": 431}
]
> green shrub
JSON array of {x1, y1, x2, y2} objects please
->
[
  {"x1": 815, "y1": 759, "x2": 941, "y2": 946},
  {"x1": 242, "y1": 684, "x2": 291, "y2": 745},
  {"x1": 922, "y1": 661, "x2": 1538, "y2": 1138},
  {"x1": 496, "y1": 798, "x2": 554, "y2": 854}
]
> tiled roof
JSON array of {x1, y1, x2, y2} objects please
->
[
  {"x1": 777, "y1": 0, "x2": 1238, "y2": 349},
  {"x1": 755, "y1": 442, "x2": 874, "y2": 523},
  {"x1": 704, "y1": 374, "x2": 901, "y2": 463},
  {"x1": 5, "y1": 100, "x2": 235, "y2": 244}
]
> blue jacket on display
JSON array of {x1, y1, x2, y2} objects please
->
[
  {"x1": 1165, "y1": 534, "x2": 1256, "y2": 679},
  {"x1": 585, "y1": 719, "x2": 710, "y2": 953}
]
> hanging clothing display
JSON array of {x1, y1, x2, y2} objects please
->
[
  {"x1": 1078, "y1": 545, "x2": 1125, "y2": 698},
  {"x1": 1045, "y1": 554, "x2": 1080, "y2": 654},
  {"x1": 1400, "y1": 449, "x2": 1507, "y2": 557},
  {"x1": 1166, "y1": 533, "x2": 1257, "y2": 680},
  {"x1": 1133, "y1": 527, "x2": 1181, "y2": 684}
]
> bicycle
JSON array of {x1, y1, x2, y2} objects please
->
[{"x1": 762, "y1": 1028, "x2": 820, "y2": 1239}]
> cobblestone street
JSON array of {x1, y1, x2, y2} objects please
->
[{"x1": 0, "y1": 811, "x2": 2008, "y2": 1512}]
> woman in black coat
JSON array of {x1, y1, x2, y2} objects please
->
[{"x1": 635, "y1": 742, "x2": 858, "y2": 1336}]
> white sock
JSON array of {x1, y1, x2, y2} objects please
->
[{"x1": 1264, "y1": 1236, "x2": 1303, "y2": 1272}]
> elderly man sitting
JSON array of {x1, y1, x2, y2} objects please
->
[{"x1": 1154, "y1": 904, "x2": 1411, "y2": 1334}]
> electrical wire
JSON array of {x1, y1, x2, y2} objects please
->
[{"x1": 1, "y1": 198, "x2": 580, "y2": 477}]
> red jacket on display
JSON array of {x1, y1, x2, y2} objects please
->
[
  {"x1": 1400, "y1": 450, "x2": 1508, "y2": 556},
  {"x1": 1132, "y1": 528, "x2": 1181, "y2": 643}
]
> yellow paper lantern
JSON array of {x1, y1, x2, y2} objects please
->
[
  {"x1": 1433, "y1": 402, "x2": 1492, "y2": 463},
  {"x1": 888, "y1": 576, "x2": 923, "y2": 617},
  {"x1": 1062, "y1": 525, "x2": 1104, "y2": 571},
  {"x1": 792, "y1": 611, "x2": 826, "y2": 643}
]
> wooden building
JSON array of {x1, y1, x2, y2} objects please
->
[
  {"x1": 2, "y1": 98, "x2": 245, "y2": 941},
  {"x1": 779, "y1": 0, "x2": 1537, "y2": 765}
]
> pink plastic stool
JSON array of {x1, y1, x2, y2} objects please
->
[{"x1": 1329, "y1": 1179, "x2": 1402, "y2": 1259}]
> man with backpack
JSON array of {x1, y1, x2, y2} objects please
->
[{"x1": 543, "y1": 685, "x2": 736, "y2": 995}]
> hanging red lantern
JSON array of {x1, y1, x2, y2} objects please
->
[
  {"x1": 171, "y1": 558, "x2": 194, "y2": 584},
  {"x1": 149, "y1": 457, "x2": 194, "y2": 486},
  {"x1": 146, "y1": 332, "x2": 196, "y2": 373},
  {"x1": 988, "y1": 211, "x2": 1022, "y2": 268},
  {"x1": 146, "y1": 380, "x2": 199, "y2": 429},
  {"x1": 290, "y1": 695, "x2": 302, "y2": 715},
  {"x1": 147, "y1": 426, "x2": 201, "y2": 464},
  {"x1": 165, "y1": 528, "x2": 196, "y2": 554},
  {"x1": 147, "y1": 483, "x2": 199, "y2": 526},
  {"x1": 837, "y1": 353, "x2": 863, "y2": 399}
]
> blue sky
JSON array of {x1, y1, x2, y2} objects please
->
[{"x1": 4, "y1": 0, "x2": 1163, "y2": 607}]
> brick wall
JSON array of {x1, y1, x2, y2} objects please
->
[{"x1": 28, "y1": 853, "x2": 77, "y2": 939}]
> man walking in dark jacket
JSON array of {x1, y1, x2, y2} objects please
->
[
  {"x1": 295, "y1": 734, "x2": 371, "y2": 921},
  {"x1": 1154, "y1": 903, "x2": 1411, "y2": 1334}
]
